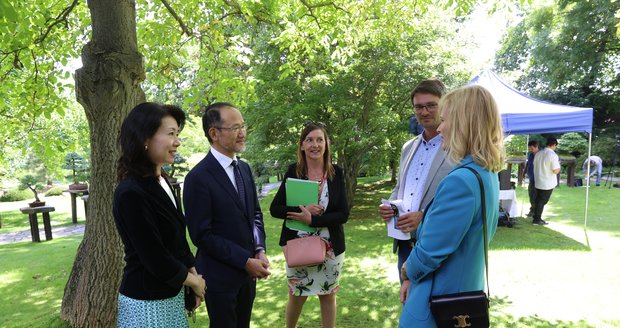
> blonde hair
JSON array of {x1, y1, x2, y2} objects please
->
[{"x1": 440, "y1": 85, "x2": 505, "y2": 172}]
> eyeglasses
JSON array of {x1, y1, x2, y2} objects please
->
[
  {"x1": 216, "y1": 124, "x2": 246, "y2": 134},
  {"x1": 413, "y1": 102, "x2": 439, "y2": 112}
]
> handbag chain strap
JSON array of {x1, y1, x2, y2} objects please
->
[
  {"x1": 427, "y1": 166, "x2": 491, "y2": 298},
  {"x1": 461, "y1": 166, "x2": 490, "y2": 298}
]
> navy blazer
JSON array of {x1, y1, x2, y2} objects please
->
[
  {"x1": 270, "y1": 164, "x2": 349, "y2": 256},
  {"x1": 113, "y1": 175, "x2": 195, "y2": 300},
  {"x1": 183, "y1": 151, "x2": 266, "y2": 292}
]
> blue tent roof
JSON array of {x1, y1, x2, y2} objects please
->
[{"x1": 469, "y1": 70, "x2": 593, "y2": 134}]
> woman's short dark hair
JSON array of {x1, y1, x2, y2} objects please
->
[{"x1": 117, "y1": 102, "x2": 186, "y2": 181}]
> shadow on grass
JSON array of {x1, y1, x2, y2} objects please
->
[{"x1": 353, "y1": 178, "x2": 591, "y2": 252}]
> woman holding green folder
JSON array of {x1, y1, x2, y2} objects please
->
[{"x1": 270, "y1": 122, "x2": 350, "y2": 328}]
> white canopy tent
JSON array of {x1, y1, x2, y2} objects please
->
[{"x1": 469, "y1": 70, "x2": 594, "y2": 231}]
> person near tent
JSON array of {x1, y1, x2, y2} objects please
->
[
  {"x1": 525, "y1": 140, "x2": 539, "y2": 216},
  {"x1": 532, "y1": 137, "x2": 561, "y2": 225},
  {"x1": 582, "y1": 155, "x2": 603, "y2": 186}
]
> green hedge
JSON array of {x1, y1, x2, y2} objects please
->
[
  {"x1": 0, "y1": 189, "x2": 33, "y2": 202},
  {"x1": 44, "y1": 186, "x2": 65, "y2": 196}
]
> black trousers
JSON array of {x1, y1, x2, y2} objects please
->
[
  {"x1": 396, "y1": 239, "x2": 414, "y2": 284},
  {"x1": 205, "y1": 279, "x2": 256, "y2": 328},
  {"x1": 528, "y1": 181, "x2": 537, "y2": 213},
  {"x1": 533, "y1": 188, "x2": 554, "y2": 221}
]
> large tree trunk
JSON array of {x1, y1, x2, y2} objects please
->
[
  {"x1": 338, "y1": 149, "x2": 361, "y2": 211},
  {"x1": 389, "y1": 157, "x2": 397, "y2": 183},
  {"x1": 61, "y1": 0, "x2": 145, "y2": 326}
]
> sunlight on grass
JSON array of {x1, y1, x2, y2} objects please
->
[
  {"x1": 0, "y1": 271, "x2": 22, "y2": 284},
  {"x1": 1, "y1": 180, "x2": 619, "y2": 327}
]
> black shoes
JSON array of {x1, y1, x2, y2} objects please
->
[{"x1": 532, "y1": 219, "x2": 548, "y2": 225}]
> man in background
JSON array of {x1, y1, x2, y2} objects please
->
[
  {"x1": 532, "y1": 137, "x2": 561, "y2": 225},
  {"x1": 525, "y1": 140, "x2": 539, "y2": 217},
  {"x1": 582, "y1": 155, "x2": 603, "y2": 186}
]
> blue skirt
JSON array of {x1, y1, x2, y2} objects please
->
[{"x1": 118, "y1": 289, "x2": 188, "y2": 327}]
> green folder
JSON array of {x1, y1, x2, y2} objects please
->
[{"x1": 285, "y1": 178, "x2": 319, "y2": 232}]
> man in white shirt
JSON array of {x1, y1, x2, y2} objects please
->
[
  {"x1": 582, "y1": 155, "x2": 603, "y2": 186},
  {"x1": 532, "y1": 137, "x2": 561, "y2": 225}
]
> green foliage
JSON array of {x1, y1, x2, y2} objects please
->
[
  {"x1": 163, "y1": 153, "x2": 189, "y2": 179},
  {"x1": 0, "y1": 188, "x2": 32, "y2": 202},
  {"x1": 558, "y1": 132, "x2": 588, "y2": 157},
  {"x1": 18, "y1": 174, "x2": 44, "y2": 201},
  {"x1": 44, "y1": 186, "x2": 65, "y2": 197},
  {"x1": 0, "y1": 0, "x2": 90, "y2": 170},
  {"x1": 495, "y1": 0, "x2": 620, "y2": 130},
  {"x1": 504, "y1": 135, "x2": 529, "y2": 158},
  {"x1": 244, "y1": 5, "x2": 474, "y2": 204},
  {"x1": 592, "y1": 135, "x2": 619, "y2": 166},
  {"x1": 61, "y1": 152, "x2": 89, "y2": 184}
]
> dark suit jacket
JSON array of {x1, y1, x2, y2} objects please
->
[
  {"x1": 183, "y1": 151, "x2": 266, "y2": 292},
  {"x1": 113, "y1": 175, "x2": 195, "y2": 300},
  {"x1": 270, "y1": 164, "x2": 349, "y2": 256}
]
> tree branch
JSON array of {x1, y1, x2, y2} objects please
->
[
  {"x1": 35, "y1": 0, "x2": 79, "y2": 44},
  {"x1": 1, "y1": 0, "x2": 79, "y2": 71},
  {"x1": 158, "y1": 0, "x2": 194, "y2": 37},
  {"x1": 299, "y1": 0, "x2": 350, "y2": 29}
]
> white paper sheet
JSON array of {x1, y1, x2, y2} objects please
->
[{"x1": 381, "y1": 199, "x2": 410, "y2": 240}]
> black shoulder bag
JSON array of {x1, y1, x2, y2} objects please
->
[{"x1": 429, "y1": 167, "x2": 490, "y2": 328}]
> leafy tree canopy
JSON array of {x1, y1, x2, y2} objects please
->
[{"x1": 494, "y1": 0, "x2": 620, "y2": 129}]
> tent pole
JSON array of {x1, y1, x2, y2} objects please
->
[
  {"x1": 520, "y1": 135, "x2": 530, "y2": 218},
  {"x1": 584, "y1": 132, "x2": 592, "y2": 234}
]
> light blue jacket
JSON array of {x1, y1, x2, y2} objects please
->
[{"x1": 399, "y1": 156, "x2": 499, "y2": 328}]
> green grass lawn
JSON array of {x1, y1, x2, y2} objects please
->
[{"x1": 1, "y1": 178, "x2": 619, "y2": 327}]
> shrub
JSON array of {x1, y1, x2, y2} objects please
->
[
  {"x1": 45, "y1": 186, "x2": 65, "y2": 197},
  {"x1": 0, "y1": 189, "x2": 33, "y2": 202}
]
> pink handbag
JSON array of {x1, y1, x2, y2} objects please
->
[{"x1": 282, "y1": 235, "x2": 327, "y2": 268}]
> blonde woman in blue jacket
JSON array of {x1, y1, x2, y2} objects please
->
[{"x1": 399, "y1": 85, "x2": 505, "y2": 327}]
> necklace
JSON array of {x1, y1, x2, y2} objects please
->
[{"x1": 309, "y1": 171, "x2": 324, "y2": 182}]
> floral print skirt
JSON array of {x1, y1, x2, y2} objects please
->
[{"x1": 286, "y1": 228, "x2": 345, "y2": 297}]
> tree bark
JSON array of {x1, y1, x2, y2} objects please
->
[
  {"x1": 61, "y1": 0, "x2": 145, "y2": 326},
  {"x1": 338, "y1": 149, "x2": 360, "y2": 211},
  {"x1": 389, "y1": 157, "x2": 397, "y2": 183}
]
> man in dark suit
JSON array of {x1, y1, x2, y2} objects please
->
[{"x1": 184, "y1": 102, "x2": 270, "y2": 328}]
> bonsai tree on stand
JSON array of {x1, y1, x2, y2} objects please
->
[
  {"x1": 163, "y1": 153, "x2": 189, "y2": 183},
  {"x1": 19, "y1": 174, "x2": 45, "y2": 207},
  {"x1": 62, "y1": 152, "x2": 90, "y2": 190}
]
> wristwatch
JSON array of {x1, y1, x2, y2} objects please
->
[{"x1": 400, "y1": 264, "x2": 409, "y2": 281}]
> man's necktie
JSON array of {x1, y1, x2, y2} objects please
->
[{"x1": 231, "y1": 159, "x2": 246, "y2": 209}]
